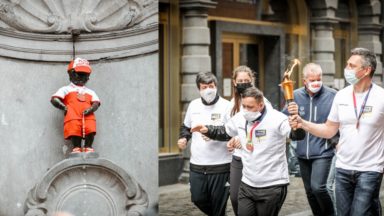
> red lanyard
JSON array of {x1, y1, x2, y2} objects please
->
[
  {"x1": 244, "y1": 108, "x2": 266, "y2": 151},
  {"x1": 245, "y1": 121, "x2": 259, "y2": 152},
  {"x1": 352, "y1": 84, "x2": 372, "y2": 129},
  {"x1": 246, "y1": 121, "x2": 260, "y2": 141}
]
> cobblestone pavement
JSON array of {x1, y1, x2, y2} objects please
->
[{"x1": 159, "y1": 176, "x2": 384, "y2": 216}]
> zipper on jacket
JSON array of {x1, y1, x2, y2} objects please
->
[
  {"x1": 306, "y1": 97, "x2": 313, "y2": 159},
  {"x1": 314, "y1": 100, "x2": 328, "y2": 150}
]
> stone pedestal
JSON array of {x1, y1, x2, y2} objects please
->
[{"x1": 24, "y1": 154, "x2": 148, "y2": 216}]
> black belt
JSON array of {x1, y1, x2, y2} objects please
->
[{"x1": 190, "y1": 163, "x2": 230, "y2": 174}]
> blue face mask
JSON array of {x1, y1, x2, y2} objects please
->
[{"x1": 344, "y1": 68, "x2": 360, "y2": 85}]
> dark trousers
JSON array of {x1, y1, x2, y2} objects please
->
[
  {"x1": 336, "y1": 168, "x2": 383, "y2": 216},
  {"x1": 298, "y1": 157, "x2": 335, "y2": 216},
  {"x1": 237, "y1": 182, "x2": 287, "y2": 216},
  {"x1": 189, "y1": 170, "x2": 230, "y2": 216},
  {"x1": 230, "y1": 155, "x2": 243, "y2": 216}
]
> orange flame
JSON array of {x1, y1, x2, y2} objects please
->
[
  {"x1": 281, "y1": 58, "x2": 301, "y2": 101},
  {"x1": 283, "y1": 58, "x2": 301, "y2": 80}
]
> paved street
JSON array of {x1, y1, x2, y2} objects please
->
[{"x1": 159, "y1": 176, "x2": 384, "y2": 216}]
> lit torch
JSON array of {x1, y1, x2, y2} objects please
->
[{"x1": 280, "y1": 58, "x2": 300, "y2": 103}]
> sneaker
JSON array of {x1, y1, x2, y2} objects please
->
[
  {"x1": 84, "y1": 147, "x2": 95, "y2": 153},
  {"x1": 72, "y1": 147, "x2": 82, "y2": 153}
]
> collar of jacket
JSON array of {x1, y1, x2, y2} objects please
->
[{"x1": 252, "y1": 106, "x2": 267, "y2": 123}]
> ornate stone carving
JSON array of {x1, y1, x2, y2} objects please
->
[
  {"x1": 0, "y1": 0, "x2": 158, "y2": 61},
  {"x1": 24, "y1": 154, "x2": 149, "y2": 216},
  {"x1": 0, "y1": 0, "x2": 156, "y2": 33},
  {"x1": 0, "y1": 23, "x2": 158, "y2": 61}
]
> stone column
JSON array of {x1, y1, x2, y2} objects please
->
[
  {"x1": 311, "y1": 23, "x2": 336, "y2": 86},
  {"x1": 179, "y1": 0, "x2": 217, "y2": 106},
  {"x1": 307, "y1": 0, "x2": 338, "y2": 86},
  {"x1": 178, "y1": 0, "x2": 216, "y2": 182},
  {"x1": 357, "y1": 0, "x2": 383, "y2": 86}
]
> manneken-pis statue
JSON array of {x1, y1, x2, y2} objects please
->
[{"x1": 51, "y1": 58, "x2": 101, "y2": 153}]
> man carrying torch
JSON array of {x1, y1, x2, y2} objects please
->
[{"x1": 288, "y1": 48, "x2": 384, "y2": 215}]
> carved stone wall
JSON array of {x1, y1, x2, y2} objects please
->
[{"x1": 0, "y1": 0, "x2": 158, "y2": 215}]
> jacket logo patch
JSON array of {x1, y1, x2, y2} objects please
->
[
  {"x1": 362, "y1": 106, "x2": 373, "y2": 118},
  {"x1": 363, "y1": 106, "x2": 372, "y2": 113},
  {"x1": 299, "y1": 106, "x2": 305, "y2": 116},
  {"x1": 211, "y1": 113, "x2": 222, "y2": 125},
  {"x1": 211, "y1": 113, "x2": 221, "y2": 121},
  {"x1": 254, "y1": 130, "x2": 266, "y2": 137}
]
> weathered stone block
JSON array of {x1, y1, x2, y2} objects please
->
[
  {"x1": 181, "y1": 55, "x2": 211, "y2": 73},
  {"x1": 181, "y1": 83, "x2": 200, "y2": 102},
  {"x1": 313, "y1": 38, "x2": 335, "y2": 51},
  {"x1": 182, "y1": 27, "x2": 211, "y2": 44}
]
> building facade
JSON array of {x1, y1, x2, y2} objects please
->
[{"x1": 159, "y1": 0, "x2": 383, "y2": 185}]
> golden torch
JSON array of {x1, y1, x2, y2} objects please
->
[{"x1": 280, "y1": 59, "x2": 300, "y2": 103}]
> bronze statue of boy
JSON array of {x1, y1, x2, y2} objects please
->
[{"x1": 51, "y1": 58, "x2": 100, "y2": 153}]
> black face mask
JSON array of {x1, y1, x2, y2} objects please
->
[{"x1": 235, "y1": 83, "x2": 252, "y2": 94}]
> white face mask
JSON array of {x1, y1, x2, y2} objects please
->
[
  {"x1": 306, "y1": 81, "x2": 322, "y2": 94},
  {"x1": 243, "y1": 110, "x2": 261, "y2": 122},
  {"x1": 344, "y1": 68, "x2": 360, "y2": 85},
  {"x1": 200, "y1": 88, "x2": 217, "y2": 103}
]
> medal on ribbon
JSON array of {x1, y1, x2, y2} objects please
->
[
  {"x1": 245, "y1": 121, "x2": 259, "y2": 152},
  {"x1": 246, "y1": 140, "x2": 254, "y2": 152}
]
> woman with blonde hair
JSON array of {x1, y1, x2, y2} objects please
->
[{"x1": 229, "y1": 66, "x2": 255, "y2": 117}]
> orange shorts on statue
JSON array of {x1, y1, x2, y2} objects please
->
[{"x1": 64, "y1": 119, "x2": 96, "y2": 139}]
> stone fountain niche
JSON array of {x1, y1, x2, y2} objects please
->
[
  {"x1": 25, "y1": 154, "x2": 148, "y2": 216},
  {"x1": 0, "y1": 1, "x2": 158, "y2": 215}
]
